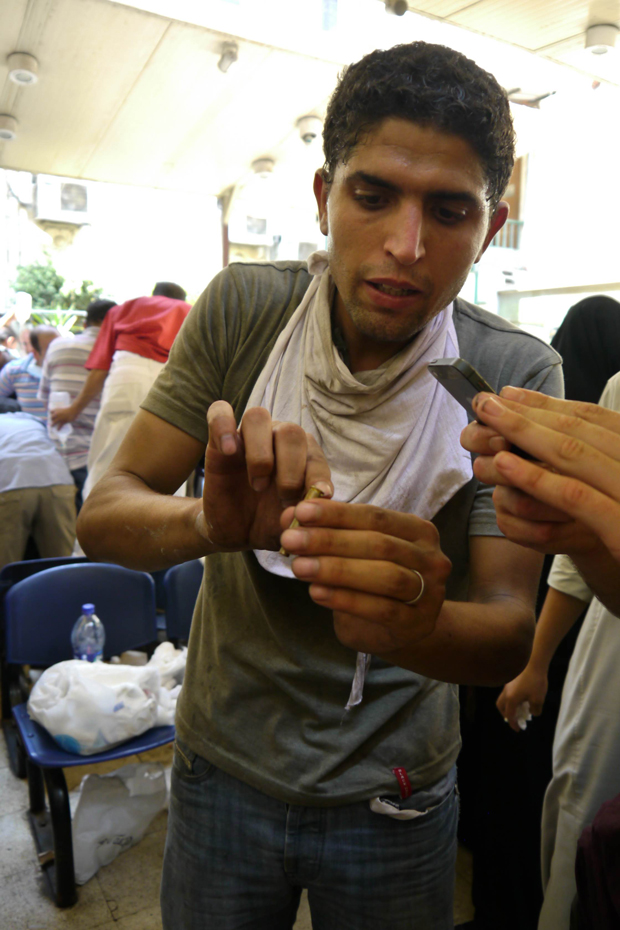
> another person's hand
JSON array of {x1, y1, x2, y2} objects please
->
[
  {"x1": 497, "y1": 665, "x2": 548, "y2": 733},
  {"x1": 50, "y1": 405, "x2": 78, "y2": 427},
  {"x1": 280, "y1": 498, "x2": 452, "y2": 657},
  {"x1": 460, "y1": 388, "x2": 620, "y2": 563},
  {"x1": 197, "y1": 401, "x2": 333, "y2": 553}
]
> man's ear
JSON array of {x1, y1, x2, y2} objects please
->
[
  {"x1": 475, "y1": 201, "x2": 509, "y2": 263},
  {"x1": 313, "y1": 170, "x2": 330, "y2": 237}
]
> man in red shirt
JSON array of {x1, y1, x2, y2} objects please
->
[{"x1": 52, "y1": 282, "x2": 190, "y2": 499}]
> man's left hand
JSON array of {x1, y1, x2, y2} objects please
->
[{"x1": 280, "y1": 499, "x2": 451, "y2": 657}]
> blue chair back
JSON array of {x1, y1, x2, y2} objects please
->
[
  {"x1": 5, "y1": 563, "x2": 157, "y2": 666},
  {"x1": 163, "y1": 559, "x2": 203, "y2": 641}
]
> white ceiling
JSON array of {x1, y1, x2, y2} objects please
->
[{"x1": 0, "y1": 0, "x2": 618, "y2": 198}]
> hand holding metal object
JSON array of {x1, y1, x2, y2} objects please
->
[{"x1": 279, "y1": 486, "x2": 326, "y2": 556}]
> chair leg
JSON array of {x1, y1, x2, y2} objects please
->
[
  {"x1": 26, "y1": 758, "x2": 46, "y2": 813},
  {"x1": 42, "y1": 768, "x2": 77, "y2": 908},
  {"x1": 2, "y1": 718, "x2": 27, "y2": 778}
]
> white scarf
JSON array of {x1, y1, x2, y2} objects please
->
[{"x1": 248, "y1": 251, "x2": 472, "y2": 577}]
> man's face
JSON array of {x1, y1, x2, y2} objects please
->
[{"x1": 314, "y1": 119, "x2": 508, "y2": 369}]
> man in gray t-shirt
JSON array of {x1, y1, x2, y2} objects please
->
[{"x1": 78, "y1": 41, "x2": 561, "y2": 930}]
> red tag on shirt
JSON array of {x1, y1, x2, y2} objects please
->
[{"x1": 392, "y1": 767, "x2": 412, "y2": 800}]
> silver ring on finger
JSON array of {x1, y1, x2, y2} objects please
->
[{"x1": 404, "y1": 570, "x2": 424, "y2": 606}]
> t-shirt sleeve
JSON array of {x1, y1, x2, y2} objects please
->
[
  {"x1": 85, "y1": 309, "x2": 117, "y2": 371},
  {"x1": 140, "y1": 269, "x2": 238, "y2": 445},
  {"x1": 468, "y1": 355, "x2": 565, "y2": 537},
  {"x1": 547, "y1": 553, "x2": 593, "y2": 603}
]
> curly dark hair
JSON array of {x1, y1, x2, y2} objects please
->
[{"x1": 323, "y1": 42, "x2": 515, "y2": 209}]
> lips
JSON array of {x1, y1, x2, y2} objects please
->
[
  {"x1": 367, "y1": 279, "x2": 422, "y2": 297},
  {"x1": 363, "y1": 277, "x2": 425, "y2": 309}
]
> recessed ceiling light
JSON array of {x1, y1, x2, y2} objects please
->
[
  {"x1": 251, "y1": 158, "x2": 275, "y2": 178},
  {"x1": 7, "y1": 52, "x2": 38, "y2": 85},
  {"x1": 0, "y1": 115, "x2": 18, "y2": 141},
  {"x1": 385, "y1": 0, "x2": 408, "y2": 14},
  {"x1": 585, "y1": 23, "x2": 619, "y2": 56}
]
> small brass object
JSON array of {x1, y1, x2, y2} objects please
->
[{"x1": 279, "y1": 486, "x2": 325, "y2": 556}]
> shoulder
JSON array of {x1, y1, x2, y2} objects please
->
[
  {"x1": 453, "y1": 298, "x2": 562, "y2": 393},
  {"x1": 46, "y1": 335, "x2": 77, "y2": 356},
  {"x1": 1, "y1": 356, "x2": 28, "y2": 376},
  {"x1": 189, "y1": 260, "x2": 312, "y2": 337},
  {"x1": 216, "y1": 260, "x2": 311, "y2": 305}
]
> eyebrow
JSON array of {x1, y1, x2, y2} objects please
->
[{"x1": 347, "y1": 170, "x2": 483, "y2": 207}]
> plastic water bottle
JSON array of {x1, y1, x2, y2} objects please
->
[{"x1": 71, "y1": 604, "x2": 105, "y2": 662}]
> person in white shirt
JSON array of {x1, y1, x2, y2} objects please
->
[
  {"x1": 38, "y1": 299, "x2": 116, "y2": 509},
  {"x1": 0, "y1": 413, "x2": 76, "y2": 568}
]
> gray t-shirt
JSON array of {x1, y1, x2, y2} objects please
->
[{"x1": 143, "y1": 260, "x2": 563, "y2": 806}]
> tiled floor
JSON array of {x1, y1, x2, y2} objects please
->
[{"x1": 0, "y1": 734, "x2": 474, "y2": 928}]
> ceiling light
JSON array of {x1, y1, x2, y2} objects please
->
[
  {"x1": 385, "y1": 0, "x2": 408, "y2": 15},
  {"x1": 8, "y1": 52, "x2": 39, "y2": 85},
  {"x1": 585, "y1": 23, "x2": 619, "y2": 55},
  {"x1": 296, "y1": 115, "x2": 323, "y2": 145},
  {"x1": 0, "y1": 115, "x2": 18, "y2": 141},
  {"x1": 218, "y1": 42, "x2": 238, "y2": 73},
  {"x1": 251, "y1": 158, "x2": 275, "y2": 178}
]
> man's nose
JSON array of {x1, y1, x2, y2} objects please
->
[{"x1": 384, "y1": 204, "x2": 425, "y2": 266}]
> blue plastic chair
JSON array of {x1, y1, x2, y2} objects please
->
[
  {"x1": 6, "y1": 562, "x2": 175, "y2": 907},
  {"x1": 163, "y1": 559, "x2": 203, "y2": 643},
  {"x1": 0, "y1": 557, "x2": 89, "y2": 778}
]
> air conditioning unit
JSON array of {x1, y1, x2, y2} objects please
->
[
  {"x1": 227, "y1": 210, "x2": 276, "y2": 247},
  {"x1": 34, "y1": 175, "x2": 91, "y2": 225}
]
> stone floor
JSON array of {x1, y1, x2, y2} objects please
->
[{"x1": 0, "y1": 734, "x2": 474, "y2": 929}]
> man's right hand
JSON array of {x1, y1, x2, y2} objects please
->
[{"x1": 197, "y1": 401, "x2": 333, "y2": 552}]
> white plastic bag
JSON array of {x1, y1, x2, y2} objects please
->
[
  {"x1": 71, "y1": 762, "x2": 167, "y2": 884},
  {"x1": 27, "y1": 660, "x2": 160, "y2": 754},
  {"x1": 148, "y1": 641, "x2": 187, "y2": 688}
]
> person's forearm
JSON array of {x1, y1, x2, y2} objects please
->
[
  {"x1": 380, "y1": 597, "x2": 535, "y2": 686},
  {"x1": 72, "y1": 368, "x2": 108, "y2": 416},
  {"x1": 526, "y1": 586, "x2": 588, "y2": 674},
  {"x1": 570, "y1": 544, "x2": 620, "y2": 616},
  {"x1": 77, "y1": 472, "x2": 216, "y2": 571}
]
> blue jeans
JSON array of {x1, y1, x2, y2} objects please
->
[{"x1": 161, "y1": 739, "x2": 458, "y2": 929}]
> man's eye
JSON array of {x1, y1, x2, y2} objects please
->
[
  {"x1": 435, "y1": 206, "x2": 467, "y2": 224},
  {"x1": 353, "y1": 191, "x2": 389, "y2": 209}
]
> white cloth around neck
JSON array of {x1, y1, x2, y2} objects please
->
[{"x1": 247, "y1": 251, "x2": 473, "y2": 578}]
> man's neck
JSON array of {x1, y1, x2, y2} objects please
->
[{"x1": 332, "y1": 296, "x2": 412, "y2": 374}]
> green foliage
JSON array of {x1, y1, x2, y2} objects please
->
[
  {"x1": 13, "y1": 260, "x2": 64, "y2": 308},
  {"x1": 12, "y1": 260, "x2": 103, "y2": 320},
  {"x1": 29, "y1": 310, "x2": 81, "y2": 335},
  {"x1": 57, "y1": 280, "x2": 103, "y2": 311}
]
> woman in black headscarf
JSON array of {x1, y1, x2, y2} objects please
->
[{"x1": 551, "y1": 295, "x2": 620, "y2": 402}]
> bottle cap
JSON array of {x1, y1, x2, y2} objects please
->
[{"x1": 82, "y1": 603, "x2": 95, "y2": 614}]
